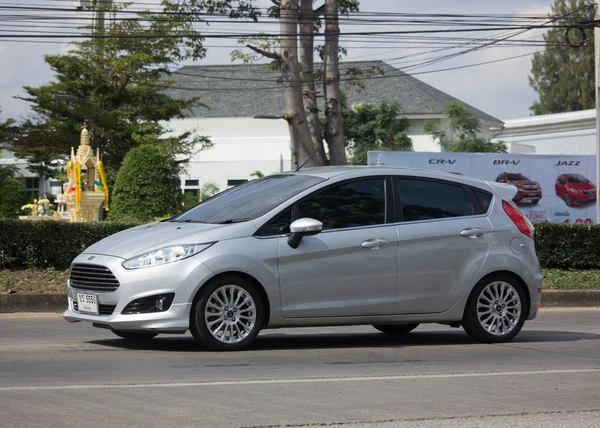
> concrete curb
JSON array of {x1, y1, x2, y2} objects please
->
[{"x1": 1, "y1": 290, "x2": 600, "y2": 313}]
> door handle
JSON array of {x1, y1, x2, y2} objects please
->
[
  {"x1": 361, "y1": 238, "x2": 389, "y2": 249},
  {"x1": 460, "y1": 228, "x2": 485, "y2": 238}
]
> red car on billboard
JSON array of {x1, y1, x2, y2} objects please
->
[{"x1": 555, "y1": 174, "x2": 596, "y2": 206}]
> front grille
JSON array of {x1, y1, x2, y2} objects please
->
[
  {"x1": 73, "y1": 301, "x2": 116, "y2": 316},
  {"x1": 69, "y1": 264, "x2": 120, "y2": 292},
  {"x1": 522, "y1": 184, "x2": 538, "y2": 190},
  {"x1": 583, "y1": 189, "x2": 595, "y2": 195}
]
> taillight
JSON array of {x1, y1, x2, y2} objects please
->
[{"x1": 502, "y1": 200, "x2": 534, "y2": 239}]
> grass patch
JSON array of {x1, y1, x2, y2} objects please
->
[
  {"x1": 0, "y1": 268, "x2": 68, "y2": 294},
  {"x1": 1, "y1": 268, "x2": 599, "y2": 294},
  {"x1": 542, "y1": 268, "x2": 600, "y2": 290}
]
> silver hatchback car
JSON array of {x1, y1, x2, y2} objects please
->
[{"x1": 64, "y1": 166, "x2": 543, "y2": 351}]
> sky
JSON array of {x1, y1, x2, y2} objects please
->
[{"x1": 0, "y1": 0, "x2": 553, "y2": 122}]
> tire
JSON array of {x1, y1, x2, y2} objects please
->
[
  {"x1": 462, "y1": 274, "x2": 528, "y2": 343},
  {"x1": 373, "y1": 323, "x2": 419, "y2": 335},
  {"x1": 564, "y1": 193, "x2": 572, "y2": 207},
  {"x1": 531, "y1": 199, "x2": 539, "y2": 205},
  {"x1": 190, "y1": 275, "x2": 264, "y2": 351},
  {"x1": 112, "y1": 330, "x2": 158, "y2": 340}
]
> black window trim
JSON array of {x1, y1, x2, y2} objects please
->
[
  {"x1": 393, "y1": 175, "x2": 492, "y2": 224},
  {"x1": 254, "y1": 175, "x2": 394, "y2": 237}
]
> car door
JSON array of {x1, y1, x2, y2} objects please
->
[
  {"x1": 393, "y1": 177, "x2": 493, "y2": 314},
  {"x1": 277, "y1": 176, "x2": 399, "y2": 318}
]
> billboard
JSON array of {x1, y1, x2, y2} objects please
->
[{"x1": 367, "y1": 151, "x2": 597, "y2": 224}]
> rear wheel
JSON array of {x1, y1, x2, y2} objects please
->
[
  {"x1": 112, "y1": 330, "x2": 158, "y2": 340},
  {"x1": 373, "y1": 323, "x2": 419, "y2": 335},
  {"x1": 190, "y1": 275, "x2": 264, "y2": 351},
  {"x1": 462, "y1": 274, "x2": 527, "y2": 343}
]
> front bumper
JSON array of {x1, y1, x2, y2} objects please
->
[{"x1": 62, "y1": 253, "x2": 214, "y2": 333}]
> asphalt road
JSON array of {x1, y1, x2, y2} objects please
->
[{"x1": 1, "y1": 309, "x2": 599, "y2": 428}]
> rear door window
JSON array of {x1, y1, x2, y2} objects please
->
[{"x1": 397, "y1": 178, "x2": 475, "y2": 222}]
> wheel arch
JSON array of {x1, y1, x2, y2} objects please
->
[
  {"x1": 465, "y1": 270, "x2": 531, "y2": 320},
  {"x1": 190, "y1": 271, "x2": 272, "y2": 328}
]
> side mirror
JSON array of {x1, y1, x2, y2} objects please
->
[{"x1": 287, "y1": 218, "x2": 323, "y2": 249}]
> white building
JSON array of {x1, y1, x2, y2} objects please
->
[
  {"x1": 0, "y1": 149, "x2": 60, "y2": 200},
  {"x1": 165, "y1": 60, "x2": 504, "y2": 194},
  {"x1": 492, "y1": 109, "x2": 596, "y2": 154}
]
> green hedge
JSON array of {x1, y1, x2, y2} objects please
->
[
  {"x1": 0, "y1": 219, "x2": 599, "y2": 270},
  {"x1": 0, "y1": 219, "x2": 140, "y2": 269},
  {"x1": 534, "y1": 222, "x2": 600, "y2": 270}
]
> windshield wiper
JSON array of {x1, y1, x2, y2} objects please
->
[
  {"x1": 172, "y1": 219, "x2": 207, "y2": 223},
  {"x1": 214, "y1": 218, "x2": 252, "y2": 224}
]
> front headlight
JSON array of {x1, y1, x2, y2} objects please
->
[
  {"x1": 122, "y1": 243, "x2": 215, "y2": 270},
  {"x1": 570, "y1": 188, "x2": 584, "y2": 194}
]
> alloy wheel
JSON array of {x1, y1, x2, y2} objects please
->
[
  {"x1": 204, "y1": 284, "x2": 257, "y2": 344},
  {"x1": 476, "y1": 281, "x2": 522, "y2": 336}
]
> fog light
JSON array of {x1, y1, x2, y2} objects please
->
[{"x1": 122, "y1": 293, "x2": 175, "y2": 315}]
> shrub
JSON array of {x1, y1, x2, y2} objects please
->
[
  {"x1": 110, "y1": 144, "x2": 182, "y2": 222},
  {"x1": 0, "y1": 178, "x2": 27, "y2": 219},
  {"x1": 0, "y1": 219, "x2": 139, "y2": 269},
  {"x1": 1, "y1": 219, "x2": 599, "y2": 271},
  {"x1": 534, "y1": 222, "x2": 600, "y2": 270}
]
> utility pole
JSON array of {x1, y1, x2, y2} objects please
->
[
  {"x1": 78, "y1": 1, "x2": 113, "y2": 36},
  {"x1": 596, "y1": 0, "x2": 600, "y2": 223}
]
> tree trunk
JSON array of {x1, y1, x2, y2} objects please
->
[
  {"x1": 299, "y1": 0, "x2": 327, "y2": 166},
  {"x1": 324, "y1": 0, "x2": 347, "y2": 165},
  {"x1": 280, "y1": 0, "x2": 318, "y2": 169}
]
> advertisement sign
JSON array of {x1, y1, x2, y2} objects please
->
[{"x1": 367, "y1": 151, "x2": 597, "y2": 224}]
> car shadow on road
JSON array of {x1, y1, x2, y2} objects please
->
[{"x1": 89, "y1": 329, "x2": 600, "y2": 352}]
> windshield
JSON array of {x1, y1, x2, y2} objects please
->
[
  {"x1": 506, "y1": 173, "x2": 528, "y2": 181},
  {"x1": 567, "y1": 174, "x2": 589, "y2": 184},
  {"x1": 172, "y1": 174, "x2": 325, "y2": 224}
]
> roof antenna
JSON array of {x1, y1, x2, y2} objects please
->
[{"x1": 296, "y1": 156, "x2": 314, "y2": 171}]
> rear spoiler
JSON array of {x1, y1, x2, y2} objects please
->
[{"x1": 486, "y1": 181, "x2": 518, "y2": 202}]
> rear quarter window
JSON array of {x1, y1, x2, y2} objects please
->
[{"x1": 472, "y1": 189, "x2": 493, "y2": 214}]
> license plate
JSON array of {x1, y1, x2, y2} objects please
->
[
  {"x1": 77, "y1": 293, "x2": 99, "y2": 315},
  {"x1": 528, "y1": 193, "x2": 537, "y2": 197}
]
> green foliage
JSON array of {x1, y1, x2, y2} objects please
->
[
  {"x1": 183, "y1": 191, "x2": 200, "y2": 209},
  {"x1": 200, "y1": 181, "x2": 220, "y2": 201},
  {"x1": 250, "y1": 170, "x2": 264, "y2": 178},
  {"x1": 344, "y1": 100, "x2": 413, "y2": 165},
  {"x1": 0, "y1": 178, "x2": 27, "y2": 219},
  {"x1": 425, "y1": 102, "x2": 507, "y2": 153},
  {"x1": 534, "y1": 222, "x2": 600, "y2": 270},
  {"x1": 0, "y1": 107, "x2": 17, "y2": 150},
  {"x1": 0, "y1": 219, "x2": 139, "y2": 269},
  {"x1": 11, "y1": 2, "x2": 212, "y2": 176},
  {"x1": 529, "y1": 0, "x2": 595, "y2": 115},
  {"x1": 0, "y1": 164, "x2": 18, "y2": 181},
  {"x1": 1, "y1": 218, "x2": 599, "y2": 272},
  {"x1": 110, "y1": 145, "x2": 183, "y2": 222}
]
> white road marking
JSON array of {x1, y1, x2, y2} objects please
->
[{"x1": 1, "y1": 368, "x2": 599, "y2": 392}]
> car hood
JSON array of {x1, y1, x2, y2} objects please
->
[
  {"x1": 511, "y1": 179, "x2": 538, "y2": 185},
  {"x1": 83, "y1": 221, "x2": 258, "y2": 259},
  {"x1": 567, "y1": 182, "x2": 595, "y2": 190}
]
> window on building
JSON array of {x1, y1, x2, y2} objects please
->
[
  {"x1": 227, "y1": 179, "x2": 248, "y2": 187},
  {"x1": 24, "y1": 177, "x2": 40, "y2": 200},
  {"x1": 185, "y1": 179, "x2": 199, "y2": 187}
]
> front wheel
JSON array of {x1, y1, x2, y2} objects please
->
[
  {"x1": 190, "y1": 276, "x2": 264, "y2": 351},
  {"x1": 564, "y1": 193, "x2": 572, "y2": 207},
  {"x1": 373, "y1": 323, "x2": 419, "y2": 335},
  {"x1": 531, "y1": 199, "x2": 539, "y2": 205},
  {"x1": 462, "y1": 274, "x2": 527, "y2": 343},
  {"x1": 112, "y1": 330, "x2": 158, "y2": 340}
]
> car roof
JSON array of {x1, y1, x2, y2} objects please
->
[{"x1": 286, "y1": 165, "x2": 492, "y2": 188}]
